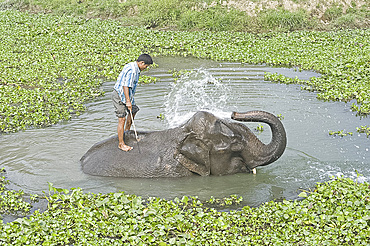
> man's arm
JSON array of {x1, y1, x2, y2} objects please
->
[{"x1": 123, "y1": 86, "x2": 132, "y2": 111}]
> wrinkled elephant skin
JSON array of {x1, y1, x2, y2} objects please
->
[{"x1": 80, "y1": 111, "x2": 287, "y2": 178}]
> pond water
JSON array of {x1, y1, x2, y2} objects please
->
[{"x1": 1, "y1": 56, "x2": 369, "y2": 207}]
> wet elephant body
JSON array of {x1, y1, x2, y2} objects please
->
[
  {"x1": 81, "y1": 111, "x2": 287, "y2": 178},
  {"x1": 80, "y1": 128, "x2": 191, "y2": 177}
]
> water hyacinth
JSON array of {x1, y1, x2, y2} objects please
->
[
  {"x1": 0, "y1": 168, "x2": 35, "y2": 215},
  {"x1": 0, "y1": 176, "x2": 369, "y2": 244},
  {"x1": 0, "y1": 10, "x2": 369, "y2": 133},
  {"x1": 1, "y1": 5, "x2": 369, "y2": 245}
]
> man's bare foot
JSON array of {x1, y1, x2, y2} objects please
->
[{"x1": 118, "y1": 143, "x2": 133, "y2": 151}]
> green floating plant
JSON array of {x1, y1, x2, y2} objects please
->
[
  {"x1": 0, "y1": 176, "x2": 369, "y2": 245},
  {"x1": 168, "y1": 68, "x2": 193, "y2": 78},
  {"x1": 0, "y1": 168, "x2": 34, "y2": 215},
  {"x1": 256, "y1": 124, "x2": 264, "y2": 132},
  {"x1": 139, "y1": 75, "x2": 159, "y2": 85},
  {"x1": 329, "y1": 130, "x2": 353, "y2": 137},
  {"x1": 277, "y1": 114, "x2": 285, "y2": 120},
  {"x1": 157, "y1": 113, "x2": 165, "y2": 120},
  {"x1": 1, "y1": 10, "x2": 369, "y2": 134},
  {"x1": 356, "y1": 125, "x2": 370, "y2": 137}
]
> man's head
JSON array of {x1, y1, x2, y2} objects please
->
[{"x1": 137, "y1": 54, "x2": 153, "y2": 71}]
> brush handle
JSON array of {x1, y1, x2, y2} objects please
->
[{"x1": 130, "y1": 109, "x2": 139, "y2": 140}]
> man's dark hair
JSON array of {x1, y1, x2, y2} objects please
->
[{"x1": 137, "y1": 54, "x2": 153, "y2": 65}]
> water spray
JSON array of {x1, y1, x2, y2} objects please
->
[{"x1": 163, "y1": 69, "x2": 233, "y2": 128}]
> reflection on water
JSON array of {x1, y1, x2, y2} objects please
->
[{"x1": 0, "y1": 56, "x2": 369, "y2": 207}]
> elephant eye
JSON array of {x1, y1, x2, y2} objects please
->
[
  {"x1": 216, "y1": 120, "x2": 234, "y2": 137},
  {"x1": 211, "y1": 120, "x2": 244, "y2": 152}
]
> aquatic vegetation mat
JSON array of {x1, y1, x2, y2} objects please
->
[
  {"x1": 0, "y1": 176, "x2": 369, "y2": 244},
  {"x1": 0, "y1": 10, "x2": 369, "y2": 133},
  {"x1": 0, "y1": 10, "x2": 158, "y2": 132},
  {"x1": 0, "y1": 169, "x2": 36, "y2": 215}
]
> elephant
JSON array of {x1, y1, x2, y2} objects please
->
[{"x1": 80, "y1": 110, "x2": 287, "y2": 178}]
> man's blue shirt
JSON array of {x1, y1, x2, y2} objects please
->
[{"x1": 114, "y1": 61, "x2": 140, "y2": 105}]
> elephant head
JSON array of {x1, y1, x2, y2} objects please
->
[{"x1": 174, "y1": 111, "x2": 287, "y2": 176}]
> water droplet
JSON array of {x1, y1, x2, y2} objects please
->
[{"x1": 163, "y1": 69, "x2": 232, "y2": 128}]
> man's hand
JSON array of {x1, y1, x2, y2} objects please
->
[{"x1": 126, "y1": 101, "x2": 132, "y2": 111}]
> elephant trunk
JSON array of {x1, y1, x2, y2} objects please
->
[{"x1": 231, "y1": 111, "x2": 287, "y2": 167}]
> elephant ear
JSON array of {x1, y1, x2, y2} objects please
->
[{"x1": 174, "y1": 133, "x2": 210, "y2": 176}]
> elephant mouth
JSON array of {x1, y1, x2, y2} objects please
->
[{"x1": 230, "y1": 156, "x2": 249, "y2": 173}]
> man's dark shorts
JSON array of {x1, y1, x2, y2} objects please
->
[{"x1": 112, "y1": 90, "x2": 139, "y2": 118}]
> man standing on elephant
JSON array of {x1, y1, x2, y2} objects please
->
[{"x1": 112, "y1": 54, "x2": 153, "y2": 151}]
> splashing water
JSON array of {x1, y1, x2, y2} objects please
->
[{"x1": 163, "y1": 69, "x2": 233, "y2": 127}]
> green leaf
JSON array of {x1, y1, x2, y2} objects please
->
[
  {"x1": 96, "y1": 198, "x2": 109, "y2": 207},
  {"x1": 298, "y1": 192, "x2": 308, "y2": 198},
  {"x1": 181, "y1": 196, "x2": 189, "y2": 204}
]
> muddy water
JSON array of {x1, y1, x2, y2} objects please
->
[{"x1": 1, "y1": 56, "x2": 369, "y2": 207}]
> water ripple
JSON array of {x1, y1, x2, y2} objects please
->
[{"x1": 0, "y1": 56, "x2": 368, "y2": 206}]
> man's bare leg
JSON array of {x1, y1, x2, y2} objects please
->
[{"x1": 117, "y1": 117, "x2": 133, "y2": 151}]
